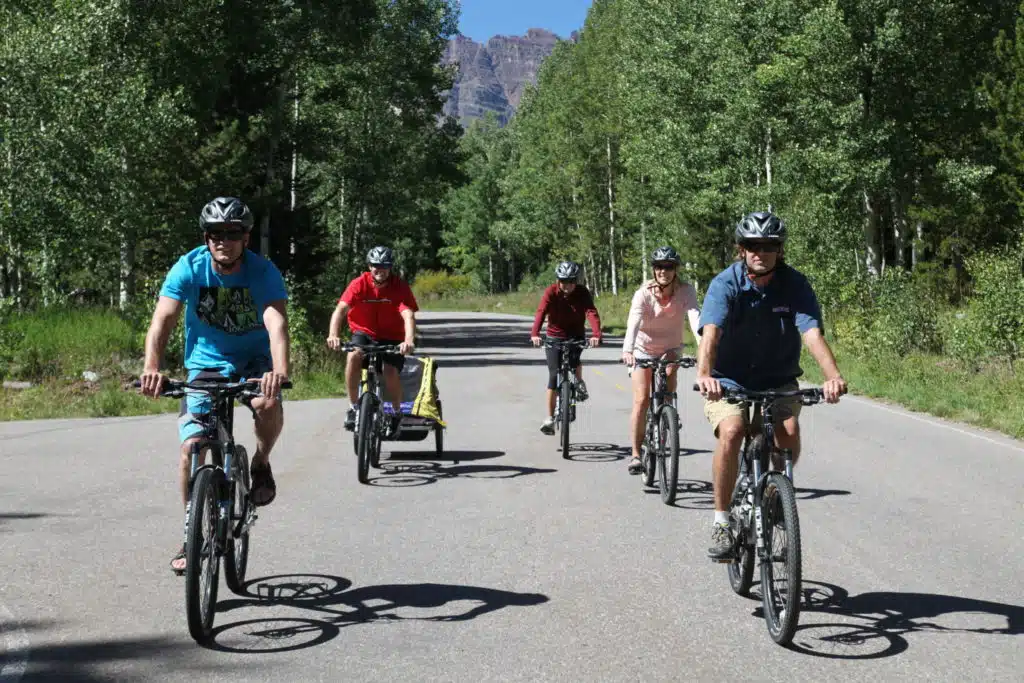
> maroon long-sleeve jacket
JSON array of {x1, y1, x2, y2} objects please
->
[{"x1": 530, "y1": 283, "x2": 602, "y2": 339}]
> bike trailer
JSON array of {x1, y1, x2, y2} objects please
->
[{"x1": 366, "y1": 356, "x2": 446, "y2": 440}]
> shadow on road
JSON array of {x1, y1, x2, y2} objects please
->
[
  {"x1": 795, "y1": 487, "x2": 852, "y2": 500},
  {"x1": 0, "y1": 512, "x2": 51, "y2": 531},
  {"x1": 368, "y1": 457, "x2": 556, "y2": 487},
  {"x1": 6, "y1": 623, "x2": 245, "y2": 680},
  {"x1": 745, "y1": 580, "x2": 1023, "y2": 659},
  {"x1": 566, "y1": 443, "x2": 630, "y2": 462},
  {"x1": 211, "y1": 574, "x2": 550, "y2": 654}
]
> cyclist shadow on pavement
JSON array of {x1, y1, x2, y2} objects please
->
[
  {"x1": 566, "y1": 443, "x2": 631, "y2": 462},
  {"x1": 370, "y1": 462, "x2": 558, "y2": 487},
  {"x1": 745, "y1": 580, "x2": 1023, "y2": 659},
  {"x1": 210, "y1": 574, "x2": 550, "y2": 654}
]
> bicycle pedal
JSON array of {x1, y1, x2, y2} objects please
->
[{"x1": 711, "y1": 557, "x2": 736, "y2": 564}]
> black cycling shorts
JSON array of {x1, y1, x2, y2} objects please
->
[{"x1": 351, "y1": 332, "x2": 405, "y2": 372}]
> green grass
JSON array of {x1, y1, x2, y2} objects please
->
[{"x1": 801, "y1": 345, "x2": 1024, "y2": 439}]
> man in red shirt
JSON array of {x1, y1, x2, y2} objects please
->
[
  {"x1": 327, "y1": 246, "x2": 418, "y2": 433},
  {"x1": 530, "y1": 261, "x2": 602, "y2": 434}
]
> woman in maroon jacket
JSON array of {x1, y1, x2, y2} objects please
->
[{"x1": 530, "y1": 261, "x2": 602, "y2": 434}]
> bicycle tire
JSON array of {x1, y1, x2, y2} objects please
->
[
  {"x1": 760, "y1": 472, "x2": 802, "y2": 645},
  {"x1": 728, "y1": 437, "x2": 759, "y2": 595},
  {"x1": 224, "y1": 446, "x2": 250, "y2": 595},
  {"x1": 657, "y1": 405, "x2": 680, "y2": 505},
  {"x1": 356, "y1": 393, "x2": 375, "y2": 484},
  {"x1": 560, "y1": 379, "x2": 572, "y2": 459},
  {"x1": 435, "y1": 400, "x2": 444, "y2": 454},
  {"x1": 185, "y1": 467, "x2": 220, "y2": 643}
]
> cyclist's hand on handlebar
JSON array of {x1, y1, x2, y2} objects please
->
[
  {"x1": 588, "y1": 336, "x2": 601, "y2": 348},
  {"x1": 139, "y1": 369, "x2": 165, "y2": 398},
  {"x1": 259, "y1": 370, "x2": 288, "y2": 399},
  {"x1": 695, "y1": 375, "x2": 722, "y2": 401},
  {"x1": 399, "y1": 340, "x2": 415, "y2": 355},
  {"x1": 530, "y1": 336, "x2": 542, "y2": 347},
  {"x1": 326, "y1": 335, "x2": 343, "y2": 351},
  {"x1": 621, "y1": 351, "x2": 635, "y2": 367},
  {"x1": 822, "y1": 376, "x2": 847, "y2": 404}
]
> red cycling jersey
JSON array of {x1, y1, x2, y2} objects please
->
[
  {"x1": 531, "y1": 282, "x2": 602, "y2": 339},
  {"x1": 340, "y1": 271, "x2": 418, "y2": 341}
]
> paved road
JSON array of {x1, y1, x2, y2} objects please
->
[{"x1": 1, "y1": 311, "x2": 1022, "y2": 682}]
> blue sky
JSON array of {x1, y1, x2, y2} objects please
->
[{"x1": 456, "y1": 0, "x2": 592, "y2": 42}]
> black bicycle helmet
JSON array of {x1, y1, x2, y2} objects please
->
[
  {"x1": 651, "y1": 246, "x2": 681, "y2": 265},
  {"x1": 555, "y1": 261, "x2": 581, "y2": 281},
  {"x1": 367, "y1": 246, "x2": 394, "y2": 268},
  {"x1": 199, "y1": 197, "x2": 254, "y2": 232},
  {"x1": 735, "y1": 211, "x2": 786, "y2": 243}
]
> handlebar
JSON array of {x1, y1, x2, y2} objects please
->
[
  {"x1": 691, "y1": 384, "x2": 824, "y2": 406},
  {"x1": 633, "y1": 356, "x2": 696, "y2": 370},
  {"x1": 132, "y1": 378, "x2": 293, "y2": 400},
  {"x1": 542, "y1": 338, "x2": 592, "y2": 349},
  {"x1": 339, "y1": 342, "x2": 405, "y2": 355}
]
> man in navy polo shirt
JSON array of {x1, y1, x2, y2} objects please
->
[{"x1": 695, "y1": 210, "x2": 847, "y2": 559}]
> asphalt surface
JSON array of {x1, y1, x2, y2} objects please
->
[{"x1": 1, "y1": 311, "x2": 1022, "y2": 682}]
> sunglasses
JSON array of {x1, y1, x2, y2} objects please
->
[
  {"x1": 741, "y1": 241, "x2": 781, "y2": 254},
  {"x1": 653, "y1": 262, "x2": 677, "y2": 271},
  {"x1": 206, "y1": 231, "x2": 246, "y2": 243},
  {"x1": 557, "y1": 279, "x2": 576, "y2": 284}
]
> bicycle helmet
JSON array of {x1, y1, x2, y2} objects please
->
[
  {"x1": 555, "y1": 261, "x2": 581, "y2": 281},
  {"x1": 735, "y1": 211, "x2": 786, "y2": 243},
  {"x1": 199, "y1": 197, "x2": 254, "y2": 232},
  {"x1": 367, "y1": 246, "x2": 394, "y2": 268},
  {"x1": 651, "y1": 246, "x2": 681, "y2": 265}
]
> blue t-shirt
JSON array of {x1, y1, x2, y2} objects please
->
[
  {"x1": 159, "y1": 247, "x2": 288, "y2": 375},
  {"x1": 698, "y1": 262, "x2": 822, "y2": 390}
]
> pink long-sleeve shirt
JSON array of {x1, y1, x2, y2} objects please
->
[{"x1": 622, "y1": 279, "x2": 701, "y2": 357}]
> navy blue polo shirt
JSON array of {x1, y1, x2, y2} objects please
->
[{"x1": 698, "y1": 261, "x2": 822, "y2": 390}]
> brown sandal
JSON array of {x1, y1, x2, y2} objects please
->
[{"x1": 250, "y1": 462, "x2": 276, "y2": 506}]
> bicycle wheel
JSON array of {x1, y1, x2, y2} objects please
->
[
  {"x1": 224, "y1": 446, "x2": 250, "y2": 595},
  {"x1": 185, "y1": 467, "x2": 220, "y2": 643},
  {"x1": 559, "y1": 378, "x2": 572, "y2": 459},
  {"x1": 657, "y1": 405, "x2": 680, "y2": 505},
  {"x1": 434, "y1": 400, "x2": 444, "y2": 455},
  {"x1": 728, "y1": 437, "x2": 758, "y2": 595},
  {"x1": 760, "y1": 472, "x2": 802, "y2": 645},
  {"x1": 356, "y1": 393, "x2": 375, "y2": 484}
]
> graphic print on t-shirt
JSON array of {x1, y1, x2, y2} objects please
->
[{"x1": 197, "y1": 287, "x2": 261, "y2": 334}]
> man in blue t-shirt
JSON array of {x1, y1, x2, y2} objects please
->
[
  {"x1": 695, "y1": 211, "x2": 847, "y2": 559},
  {"x1": 139, "y1": 197, "x2": 290, "y2": 574}
]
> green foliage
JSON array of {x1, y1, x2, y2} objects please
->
[
  {"x1": 964, "y1": 247, "x2": 1024, "y2": 367},
  {"x1": 412, "y1": 270, "x2": 474, "y2": 300}
]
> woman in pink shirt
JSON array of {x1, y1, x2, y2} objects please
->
[{"x1": 621, "y1": 246, "x2": 701, "y2": 474}]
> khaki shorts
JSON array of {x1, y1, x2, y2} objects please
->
[{"x1": 704, "y1": 381, "x2": 802, "y2": 434}]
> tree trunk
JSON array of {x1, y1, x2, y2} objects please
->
[
  {"x1": 289, "y1": 80, "x2": 299, "y2": 257},
  {"x1": 640, "y1": 218, "x2": 648, "y2": 283},
  {"x1": 589, "y1": 250, "x2": 599, "y2": 297},
  {"x1": 119, "y1": 233, "x2": 136, "y2": 310},
  {"x1": 488, "y1": 253, "x2": 494, "y2": 293},
  {"x1": 606, "y1": 136, "x2": 618, "y2": 295},
  {"x1": 862, "y1": 190, "x2": 882, "y2": 276},
  {"x1": 912, "y1": 220, "x2": 923, "y2": 269},
  {"x1": 891, "y1": 185, "x2": 912, "y2": 269}
]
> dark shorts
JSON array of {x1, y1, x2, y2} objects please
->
[
  {"x1": 351, "y1": 332, "x2": 405, "y2": 372},
  {"x1": 177, "y1": 357, "x2": 276, "y2": 444},
  {"x1": 545, "y1": 337, "x2": 584, "y2": 391}
]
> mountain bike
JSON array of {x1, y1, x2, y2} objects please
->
[
  {"x1": 634, "y1": 356, "x2": 695, "y2": 504},
  {"x1": 342, "y1": 342, "x2": 404, "y2": 484},
  {"x1": 138, "y1": 377, "x2": 291, "y2": 644},
  {"x1": 700, "y1": 384, "x2": 824, "y2": 645},
  {"x1": 544, "y1": 338, "x2": 590, "y2": 459}
]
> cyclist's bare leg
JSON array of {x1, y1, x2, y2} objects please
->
[
  {"x1": 773, "y1": 415, "x2": 801, "y2": 467},
  {"x1": 546, "y1": 389, "x2": 556, "y2": 417},
  {"x1": 629, "y1": 367, "x2": 653, "y2": 458},
  {"x1": 250, "y1": 395, "x2": 283, "y2": 468},
  {"x1": 345, "y1": 348, "x2": 364, "y2": 404},
  {"x1": 179, "y1": 438, "x2": 207, "y2": 508},
  {"x1": 383, "y1": 364, "x2": 402, "y2": 414},
  {"x1": 712, "y1": 415, "x2": 746, "y2": 511}
]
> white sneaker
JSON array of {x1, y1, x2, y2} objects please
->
[{"x1": 540, "y1": 417, "x2": 555, "y2": 435}]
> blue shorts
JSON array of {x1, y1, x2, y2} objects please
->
[{"x1": 177, "y1": 358, "x2": 276, "y2": 443}]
